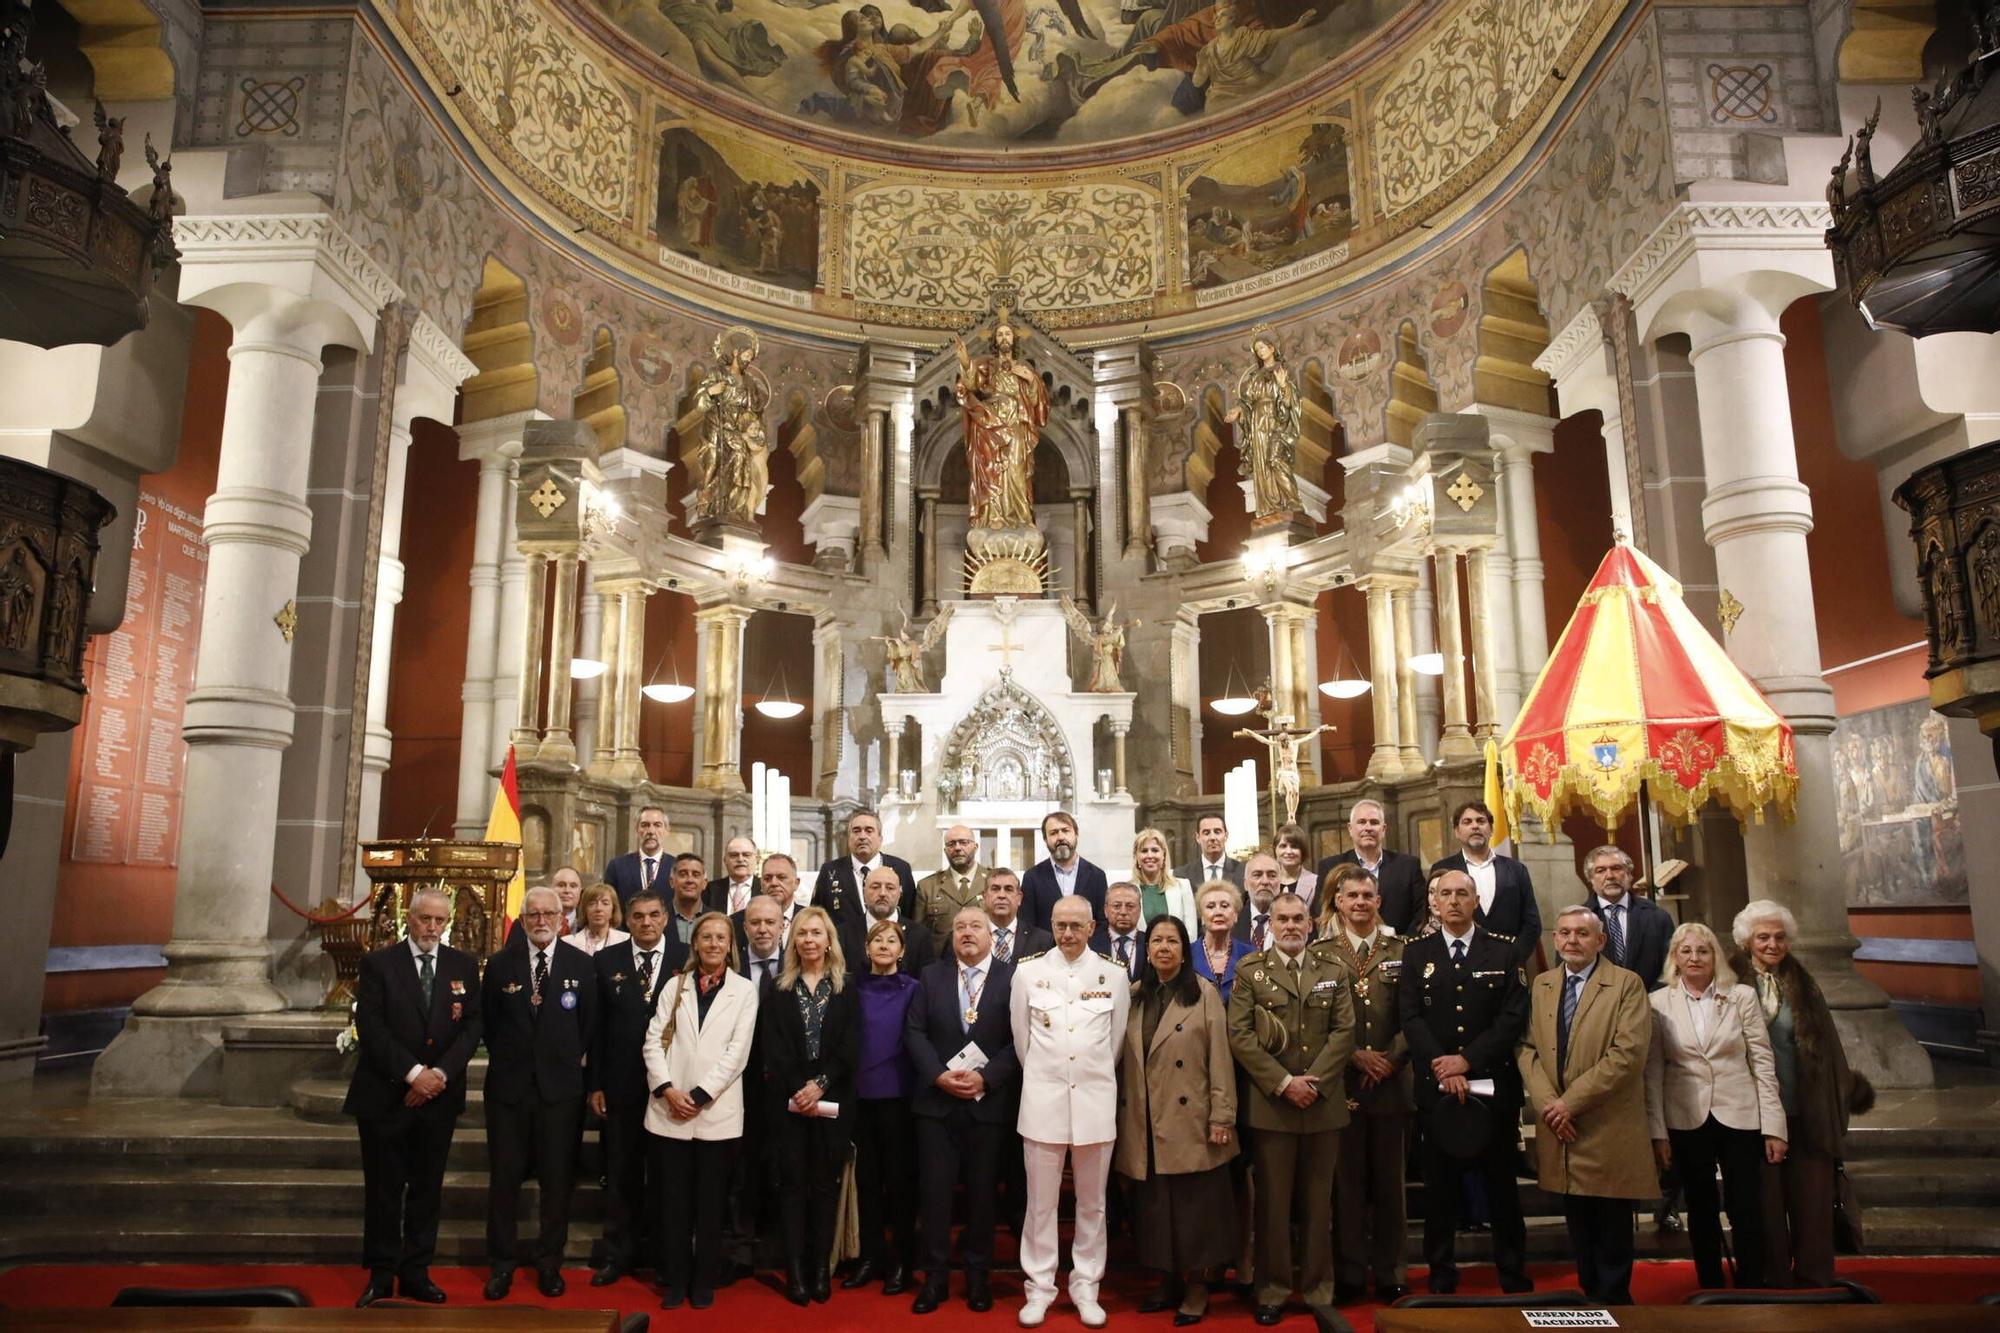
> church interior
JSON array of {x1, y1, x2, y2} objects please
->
[{"x1": 4, "y1": 0, "x2": 2000, "y2": 1319}]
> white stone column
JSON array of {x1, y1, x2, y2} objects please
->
[
  {"x1": 696, "y1": 603, "x2": 751, "y2": 793},
  {"x1": 573, "y1": 588, "x2": 605, "y2": 770},
  {"x1": 94, "y1": 211, "x2": 398, "y2": 1098},
  {"x1": 1411, "y1": 565, "x2": 1441, "y2": 763},
  {"x1": 1464, "y1": 546, "x2": 1501, "y2": 740},
  {"x1": 540, "y1": 552, "x2": 581, "y2": 765},
  {"x1": 453, "y1": 427, "x2": 522, "y2": 834},
  {"x1": 1170, "y1": 610, "x2": 1203, "y2": 794},
  {"x1": 359, "y1": 318, "x2": 475, "y2": 847},
  {"x1": 1621, "y1": 201, "x2": 1929, "y2": 1085},
  {"x1": 1362, "y1": 581, "x2": 1403, "y2": 780},
  {"x1": 513, "y1": 551, "x2": 549, "y2": 752},
  {"x1": 610, "y1": 586, "x2": 650, "y2": 784},
  {"x1": 1431, "y1": 549, "x2": 1478, "y2": 761},
  {"x1": 1501, "y1": 442, "x2": 1552, "y2": 677},
  {"x1": 490, "y1": 459, "x2": 528, "y2": 767},
  {"x1": 1390, "y1": 586, "x2": 1425, "y2": 776}
]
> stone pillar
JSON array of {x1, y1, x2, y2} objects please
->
[
  {"x1": 1072, "y1": 495, "x2": 1091, "y2": 601},
  {"x1": 94, "y1": 211, "x2": 397, "y2": 1098},
  {"x1": 1170, "y1": 610, "x2": 1203, "y2": 794},
  {"x1": 799, "y1": 493, "x2": 861, "y2": 574},
  {"x1": 490, "y1": 461, "x2": 528, "y2": 768},
  {"x1": 572, "y1": 589, "x2": 603, "y2": 767},
  {"x1": 1501, "y1": 443, "x2": 1551, "y2": 678},
  {"x1": 860, "y1": 408, "x2": 886, "y2": 565},
  {"x1": 1431, "y1": 549, "x2": 1478, "y2": 761},
  {"x1": 1122, "y1": 405, "x2": 1149, "y2": 558},
  {"x1": 696, "y1": 603, "x2": 750, "y2": 793},
  {"x1": 610, "y1": 586, "x2": 650, "y2": 784},
  {"x1": 1464, "y1": 546, "x2": 1501, "y2": 739},
  {"x1": 1411, "y1": 566, "x2": 1442, "y2": 762},
  {"x1": 1391, "y1": 586, "x2": 1425, "y2": 776},
  {"x1": 1110, "y1": 719, "x2": 1131, "y2": 796},
  {"x1": 585, "y1": 586, "x2": 623, "y2": 782},
  {"x1": 453, "y1": 430, "x2": 521, "y2": 834},
  {"x1": 513, "y1": 552, "x2": 549, "y2": 751},
  {"x1": 883, "y1": 718, "x2": 905, "y2": 802},
  {"x1": 1362, "y1": 581, "x2": 1403, "y2": 779},
  {"x1": 920, "y1": 494, "x2": 939, "y2": 616},
  {"x1": 540, "y1": 553, "x2": 580, "y2": 765},
  {"x1": 1621, "y1": 201, "x2": 1929, "y2": 1085}
]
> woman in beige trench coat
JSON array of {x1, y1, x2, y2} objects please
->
[{"x1": 1114, "y1": 914, "x2": 1240, "y2": 1324}]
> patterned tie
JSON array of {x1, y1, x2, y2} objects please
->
[
  {"x1": 532, "y1": 949, "x2": 548, "y2": 1006},
  {"x1": 1452, "y1": 938, "x2": 1467, "y2": 966},
  {"x1": 1253, "y1": 914, "x2": 1269, "y2": 950},
  {"x1": 1115, "y1": 936, "x2": 1130, "y2": 969},
  {"x1": 644, "y1": 856, "x2": 657, "y2": 889},
  {"x1": 1558, "y1": 971, "x2": 1582, "y2": 1070},
  {"x1": 995, "y1": 927, "x2": 1012, "y2": 962},
  {"x1": 418, "y1": 951, "x2": 435, "y2": 1008},
  {"x1": 639, "y1": 949, "x2": 657, "y2": 1001},
  {"x1": 1605, "y1": 903, "x2": 1626, "y2": 967}
]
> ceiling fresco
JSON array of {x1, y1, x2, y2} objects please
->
[{"x1": 586, "y1": 0, "x2": 1412, "y2": 147}]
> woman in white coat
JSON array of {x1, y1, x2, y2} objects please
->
[
  {"x1": 643, "y1": 910, "x2": 759, "y2": 1310},
  {"x1": 1645, "y1": 921, "x2": 1787, "y2": 1289}
]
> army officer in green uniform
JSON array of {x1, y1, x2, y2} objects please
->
[{"x1": 1227, "y1": 890, "x2": 1357, "y2": 1326}]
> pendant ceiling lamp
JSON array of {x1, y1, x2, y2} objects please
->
[
  {"x1": 641, "y1": 646, "x2": 694, "y2": 704},
  {"x1": 754, "y1": 662, "x2": 805, "y2": 720},
  {"x1": 1209, "y1": 660, "x2": 1259, "y2": 715},
  {"x1": 1318, "y1": 639, "x2": 1371, "y2": 699}
]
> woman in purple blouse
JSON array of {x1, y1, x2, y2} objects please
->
[{"x1": 847, "y1": 918, "x2": 923, "y2": 1296}]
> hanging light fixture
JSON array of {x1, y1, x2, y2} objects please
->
[
  {"x1": 1409, "y1": 652, "x2": 1445, "y2": 676},
  {"x1": 570, "y1": 657, "x2": 609, "y2": 680},
  {"x1": 1318, "y1": 638, "x2": 1371, "y2": 699},
  {"x1": 640, "y1": 645, "x2": 694, "y2": 704},
  {"x1": 1209, "y1": 659, "x2": 1259, "y2": 716},
  {"x1": 753, "y1": 661, "x2": 805, "y2": 720}
]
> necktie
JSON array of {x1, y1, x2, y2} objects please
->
[
  {"x1": 1253, "y1": 914, "x2": 1269, "y2": 950},
  {"x1": 957, "y1": 875, "x2": 969, "y2": 897},
  {"x1": 639, "y1": 949, "x2": 657, "y2": 1000},
  {"x1": 1605, "y1": 903, "x2": 1626, "y2": 967},
  {"x1": 418, "y1": 951, "x2": 435, "y2": 1007},
  {"x1": 1115, "y1": 936, "x2": 1130, "y2": 968},
  {"x1": 1207, "y1": 864, "x2": 1221, "y2": 882},
  {"x1": 1452, "y1": 938, "x2": 1467, "y2": 965},
  {"x1": 1356, "y1": 936, "x2": 1372, "y2": 971},
  {"x1": 532, "y1": 950, "x2": 548, "y2": 1006},
  {"x1": 1558, "y1": 971, "x2": 1581, "y2": 1070},
  {"x1": 995, "y1": 927, "x2": 1012, "y2": 962},
  {"x1": 643, "y1": 856, "x2": 657, "y2": 888}
]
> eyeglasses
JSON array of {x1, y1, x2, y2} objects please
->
[{"x1": 1051, "y1": 921, "x2": 1092, "y2": 933}]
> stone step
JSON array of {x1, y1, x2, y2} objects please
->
[
  {"x1": 1844, "y1": 1156, "x2": 2000, "y2": 1208},
  {"x1": 0, "y1": 1215, "x2": 602, "y2": 1266},
  {"x1": 0, "y1": 1164, "x2": 607, "y2": 1224},
  {"x1": 289, "y1": 1075, "x2": 488, "y2": 1121},
  {"x1": 0, "y1": 1126, "x2": 496, "y2": 1173}
]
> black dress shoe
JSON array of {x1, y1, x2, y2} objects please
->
[
  {"x1": 690, "y1": 1287, "x2": 715, "y2": 1309},
  {"x1": 1376, "y1": 1284, "x2": 1410, "y2": 1304},
  {"x1": 882, "y1": 1263, "x2": 911, "y2": 1296},
  {"x1": 537, "y1": 1268, "x2": 566, "y2": 1298},
  {"x1": 399, "y1": 1275, "x2": 447, "y2": 1304},
  {"x1": 912, "y1": 1280, "x2": 947, "y2": 1314},
  {"x1": 1140, "y1": 1280, "x2": 1184, "y2": 1314},
  {"x1": 1427, "y1": 1280, "x2": 1457, "y2": 1295},
  {"x1": 1254, "y1": 1305, "x2": 1285, "y2": 1325},
  {"x1": 785, "y1": 1263, "x2": 811, "y2": 1307},
  {"x1": 659, "y1": 1286, "x2": 686, "y2": 1310},
  {"x1": 591, "y1": 1262, "x2": 626, "y2": 1287},
  {"x1": 357, "y1": 1275, "x2": 396, "y2": 1308},
  {"x1": 1499, "y1": 1275, "x2": 1535, "y2": 1295},
  {"x1": 842, "y1": 1259, "x2": 879, "y2": 1289},
  {"x1": 966, "y1": 1274, "x2": 993, "y2": 1312},
  {"x1": 811, "y1": 1260, "x2": 833, "y2": 1303},
  {"x1": 1333, "y1": 1282, "x2": 1366, "y2": 1306},
  {"x1": 483, "y1": 1271, "x2": 513, "y2": 1301},
  {"x1": 1174, "y1": 1312, "x2": 1206, "y2": 1327}
]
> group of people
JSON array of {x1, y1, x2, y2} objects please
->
[{"x1": 343, "y1": 799, "x2": 1874, "y2": 1324}]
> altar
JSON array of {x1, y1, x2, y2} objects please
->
[{"x1": 875, "y1": 597, "x2": 1137, "y2": 875}]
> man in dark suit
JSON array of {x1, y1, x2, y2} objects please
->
[
  {"x1": 703, "y1": 836, "x2": 762, "y2": 916},
  {"x1": 481, "y1": 886, "x2": 598, "y2": 1301},
  {"x1": 588, "y1": 890, "x2": 671, "y2": 1286},
  {"x1": 725, "y1": 890, "x2": 787, "y2": 1277},
  {"x1": 345, "y1": 888, "x2": 482, "y2": 1308},
  {"x1": 841, "y1": 864, "x2": 936, "y2": 976},
  {"x1": 982, "y1": 868, "x2": 1051, "y2": 964},
  {"x1": 1174, "y1": 812, "x2": 1247, "y2": 903},
  {"x1": 1022, "y1": 810, "x2": 1108, "y2": 931},
  {"x1": 1399, "y1": 869, "x2": 1532, "y2": 1296},
  {"x1": 1318, "y1": 799, "x2": 1426, "y2": 936},
  {"x1": 813, "y1": 808, "x2": 917, "y2": 934},
  {"x1": 1089, "y1": 882, "x2": 1147, "y2": 980},
  {"x1": 1432, "y1": 800, "x2": 1542, "y2": 967},
  {"x1": 905, "y1": 906, "x2": 1022, "y2": 1313},
  {"x1": 659, "y1": 851, "x2": 707, "y2": 974},
  {"x1": 601, "y1": 805, "x2": 671, "y2": 903},
  {"x1": 1580, "y1": 844, "x2": 1670, "y2": 990}
]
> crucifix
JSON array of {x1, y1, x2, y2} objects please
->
[
  {"x1": 987, "y1": 623, "x2": 1026, "y2": 675},
  {"x1": 1233, "y1": 712, "x2": 1335, "y2": 829}
]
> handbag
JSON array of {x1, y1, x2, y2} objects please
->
[{"x1": 1831, "y1": 1159, "x2": 1865, "y2": 1254}]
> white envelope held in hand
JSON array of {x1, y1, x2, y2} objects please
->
[
  {"x1": 948, "y1": 1042, "x2": 990, "y2": 1073},
  {"x1": 811, "y1": 1100, "x2": 841, "y2": 1119},
  {"x1": 1467, "y1": 1078, "x2": 1497, "y2": 1098}
]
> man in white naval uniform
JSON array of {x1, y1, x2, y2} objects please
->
[{"x1": 1009, "y1": 895, "x2": 1131, "y2": 1328}]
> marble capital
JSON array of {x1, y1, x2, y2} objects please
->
[{"x1": 174, "y1": 207, "x2": 403, "y2": 353}]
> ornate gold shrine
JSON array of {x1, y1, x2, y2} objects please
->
[{"x1": 319, "y1": 839, "x2": 519, "y2": 1004}]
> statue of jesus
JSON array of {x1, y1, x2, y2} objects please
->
[
  {"x1": 1234, "y1": 715, "x2": 1334, "y2": 827},
  {"x1": 952, "y1": 310, "x2": 1047, "y2": 531}
]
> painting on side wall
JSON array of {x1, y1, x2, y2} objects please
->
[
  {"x1": 1834, "y1": 699, "x2": 1964, "y2": 907},
  {"x1": 654, "y1": 125, "x2": 821, "y2": 291},
  {"x1": 1185, "y1": 121, "x2": 1353, "y2": 290}
]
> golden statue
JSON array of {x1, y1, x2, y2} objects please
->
[
  {"x1": 1234, "y1": 714, "x2": 1333, "y2": 826},
  {"x1": 873, "y1": 605, "x2": 955, "y2": 693},
  {"x1": 952, "y1": 310, "x2": 1047, "y2": 532},
  {"x1": 1060, "y1": 596, "x2": 1130, "y2": 692},
  {"x1": 1224, "y1": 325, "x2": 1302, "y2": 519},
  {"x1": 691, "y1": 326, "x2": 771, "y2": 526}
]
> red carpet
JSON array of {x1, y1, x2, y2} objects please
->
[{"x1": 4, "y1": 1259, "x2": 2000, "y2": 1329}]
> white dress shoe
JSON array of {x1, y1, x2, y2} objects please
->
[
  {"x1": 1076, "y1": 1297, "x2": 1107, "y2": 1327},
  {"x1": 1019, "y1": 1296, "x2": 1053, "y2": 1327}
]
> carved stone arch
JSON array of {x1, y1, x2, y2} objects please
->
[
  {"x1": 458, "y1": 254, "x2": 540, "y2": 425},
  {"x1": 936, "y1": 676, "x2": 1077, "y2": 812},
  {"x1": 1386, "y1": 318, "x2": 1439, "y2": 450},
  {"x1": 574, "y1": 325, "x2": 626, "y2": 454}
]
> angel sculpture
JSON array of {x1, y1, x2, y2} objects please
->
[
  {"x1": 1234, "y1": 714, "x2": 1335, "y2": 827},
  {"x1": 874, "y1": 604, "x2": 954, "y2": 693},
  {"x1": 1061, "y1": 596, "x2": 1130, "y2": 692}
]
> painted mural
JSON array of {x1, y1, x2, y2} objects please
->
[
  {"x1": 1835, "y1": 699, "x2": 1965, "y2": 908},
  {"x1": 655, "y1": 125, "x2": 821, "y2": 291},
  {"x1": 1185, "y1": 120, "x2": 1352, "y2": 290},
  {"x1": 587, "y1": 0, "x2": 1411, "y2": 146}
]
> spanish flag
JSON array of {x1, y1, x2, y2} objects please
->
[
  {"x1": 486, "y1": 745, "x2": 525, "y2": 922},
  {"x1": 1483, "y1": 738, "x2": 1511, "y2": 848}
]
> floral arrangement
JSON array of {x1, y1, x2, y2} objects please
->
[{"x1": 335, "y1": 999, "x2": 359, "y2": 1054}]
